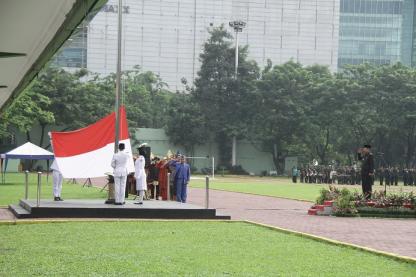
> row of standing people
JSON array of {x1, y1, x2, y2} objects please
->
[
  {"x1": 376, "y1": 167, "x2": 416, "y2": 186},
  {"x1": 134, "y1": 152, "x2": 190, "y2": 204},
  {"x1": 291, "y1": 165, "x2": 416, "y2": 186},
  {"x1": 292, "y1": 166, "x2": 361, "y2": 185}
]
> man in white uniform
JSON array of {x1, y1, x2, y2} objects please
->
[
  {"x1": 111, "y1": 143, "x2": 130, "y2": 205},
  {"x1": 50, "y1": 159, "x2": 63, "y2": 201},
  {"x1": 134, "y1": 153, "x2": 147, "y2": 205}
]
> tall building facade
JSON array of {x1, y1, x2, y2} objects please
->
[
  {"x1": 55, "y1": 0, "x2": 340, "y2": 91},
  {"x1": 338, "y1": 0, "x2": 416, "y2": 68}
]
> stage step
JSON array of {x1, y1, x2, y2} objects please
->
[
  {"x1": 8, "y1": 204, "x2": 31, "y2": 219},
  {"x1": 9, "y1": 199, "x2": 231, "y2": 220}
]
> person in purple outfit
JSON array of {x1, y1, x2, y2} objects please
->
[{"x1": 174, "y1": 155, "x2": 190, "y2": 203}]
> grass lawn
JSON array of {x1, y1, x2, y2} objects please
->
[
  {"x1": 190, "y1": 176, "x2": 416, "y2": 202},
  {"x1": 0, "y1": 221, "x2": 414, "y2": 276},
  {"x1": 0, "y1": 173, "x2": 107, "y2": 206}
]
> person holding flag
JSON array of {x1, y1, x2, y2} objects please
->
[{"x1": 111, "y1": 143, "x2": 130, "y2": 205}]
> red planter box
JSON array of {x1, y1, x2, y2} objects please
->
[
  {"x1": 403, "y1": 203, "x2": 415, "y2": 209},
  {"x1": 324, "y1": 200, "x2": 334, "y2": 206},
  {"x1": 366, "y1": 201, "x2": 376, "y2": 207},
  {"x1": 308, "y1": 209, "x2": 318, "y2": 215}
]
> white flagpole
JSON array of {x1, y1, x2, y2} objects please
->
[{"x1": 114, "y1": 0, "x2": 123, "y2": 153}]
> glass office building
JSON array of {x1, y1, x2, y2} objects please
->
[
  {"x1": 338, "y1": 0, "x2": 415, "y2": 68},
  {"x1": 54, "y1": 0, "x2": 340, "y2": 90},
  {"x1": 54, "y1": 0, "x2": 416, "y2": 87},
  {"x1": 53, "y1": 26, "x2": 88, "y2": 69}
]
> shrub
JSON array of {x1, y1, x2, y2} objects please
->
[
  {"x1": 315, "y1": 185, "x2": 341, "y2": 204},
  {"x1": 316, "y1": 188, "x2": 330, "y2": 204},
  {"x1": 228, "y1": 165, "x2": 249, "y2": 175},
  {"x1": 333, "y1": 188, "x2": 357, "y2": 216},
  {"x1": 403, "y1": 192, "x2": 416, "y2": 206},
  {"x1": 386, "y1": 193, "x2": 406, "y2": 207}
]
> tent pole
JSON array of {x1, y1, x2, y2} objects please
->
[
  {"x1": 25, "y1": 170, "x2": 29, "y2": 199},
  {"x1": 37, "y1": 172, "x2": 42, "y2": 207}
]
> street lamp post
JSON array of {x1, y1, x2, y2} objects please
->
[{"x1": 229, "y1": 20, "x2": 246, "y2": 166}]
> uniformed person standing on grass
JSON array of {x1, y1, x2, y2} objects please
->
[
  {"x1": 403, "y1": 168, "x2": 408, "y2": 186},
  {"x1": 378, "y1": 167, "x2": 384, "y2": 186},
  {"x1": 393, "y1": 167, "x2": 399, "y2": 186},
  {"x1": 51, "y1": 159, "x2": 63, "y2": 201},
  {"x1": 111, "y1": 143, "x2": 130, "y2": 205},
  {"x1": 358, "y1": 144, "x2": 374, "y2": 200}
]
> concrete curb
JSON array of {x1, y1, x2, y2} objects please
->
[
  {"x1": 244, "y1": 220, "x2": 416, "y2": 264},
  {"x1": 0, "y1": 218, "x2": 240, "y2": 225}
]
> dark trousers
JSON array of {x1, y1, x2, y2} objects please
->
[
  {"x1": 292, "y1": 176, "x2": 297, "y2": 183},
  {"x1": 176, "y1": 178, "x2": 188, "y2": 203},
  {"x1": 362, "y1": 175, "x2": 373, "y2": 200}
]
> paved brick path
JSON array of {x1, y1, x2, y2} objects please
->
[{"x1": 187, "y1": 187, "x2": 416, "y2": 259}]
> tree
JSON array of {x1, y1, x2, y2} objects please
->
[
  {"x1": 193, "y1": 25, "x2": 259, "y2": 166},
  {"x1": 250, "y1": 61, "x2": 310, "y2": 172},
  {"x1": 3, "y1": 88, "x2": 54, "y2": 145},
  {"x1": 302, "y1": 65, "x2": 343, "y2": 164},
  {"x1": 165, "y1": 93, "x2": 209, "y2": 156}
]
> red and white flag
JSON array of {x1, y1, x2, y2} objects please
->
[{"x1": 50, "y1": 107, "x2": 135, "y2": 178}]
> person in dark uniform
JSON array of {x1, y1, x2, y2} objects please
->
[
  {"x1": 378, "y1": 167, "x2": 384, "y2": 186},
  {"x1": 407, "y1": 168, "x2": 411, "y2": 186},
  {"x1": 403, "y1": 168, "x2": 408, "y2": 186},
  {"x1": 358, "y1": 145, "x2": 374, "y2": 199},
  {"x1": 393, "y1": 167, "x2": 399, "y2": 186},
  {"x1": 384, "y1": 167, "x2": 390, "y2": 186},
  {"x1": 300, "y1": 168, "x2": 305, "y2": 183},
  {"x1": 409, "y1": 168, "x2": 416, "y2": 186}
]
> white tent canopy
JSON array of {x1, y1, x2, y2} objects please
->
[
  {"x1": 1, "y1": 142, "x2": 54, "y2": 183},
  {"x1": 4, "y1": 142, "x2": 54, "y2": 160}
]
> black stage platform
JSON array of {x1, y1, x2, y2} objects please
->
[{"x1": 9, "y1": 199, "x2": 230, "y2": 220}]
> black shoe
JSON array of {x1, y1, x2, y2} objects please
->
[
  {"x1": 58, "y1": 197, "x2": 64, "y2": 201},
  {"x1": 54, "y1": 197, "x2": 59, "y2": 201},
  {"x1": 134, "y1": 202, "x2": 143, "y2": 205},
  {"x1": 114, "y1": 202, "x2": 122, "y2": 205}
]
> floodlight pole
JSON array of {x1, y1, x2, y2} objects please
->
[
  {"x1": 229, "y1": 20, "x2": 246, "y2": 166},
  {"x1": 114, "y1": 0, "x2": 123, "y2": 153}
]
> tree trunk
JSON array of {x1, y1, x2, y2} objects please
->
[
  {"x1": 26, "y1": 131, "x2": 31, "y2": 142},
  {"x1": 39, "y1": 124, "x2": 46, "y2": 148},
  {"x1": 216, "y1": 132, "x2": 231, "y2": 168},
  {"x1": 231, "y1": 136, "x2": 237, "y2": 166}
]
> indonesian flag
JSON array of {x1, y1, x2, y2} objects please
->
[{"x1": 50, "y1": 107, "x2": 135, "y2": 178}]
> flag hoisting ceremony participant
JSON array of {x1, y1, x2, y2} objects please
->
[
  {"x1": 175, "y1": 155, "x2": 191, "y2": 203},
  {"x1": 111, "y1": 143, "x2": 130, "y2": 205},
  {"x1": 50, "y1": 159, "x2": 64, "y2": 201},
  {"x1": 358, "y1": 144, "x2": 374, "y2": 200},
  {"x1": 134, "y1": 151, "x2": 147, "y2": 205}
]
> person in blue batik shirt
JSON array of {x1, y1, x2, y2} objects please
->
[{"x1": 175, "y1": 155, "x2": 190, "y2": 203}]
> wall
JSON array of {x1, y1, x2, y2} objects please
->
[
  {"x1": 86, "y1": 0, "x2": 340, "y2": 90},
  {"x1": 133, "y1": 128, "x2": 276, "y2": 175}
]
